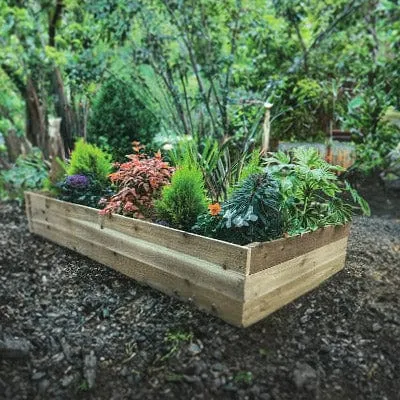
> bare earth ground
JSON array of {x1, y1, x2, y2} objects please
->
[{"x1": 0, "y1": 186, "x2": 399, "y2": 400}]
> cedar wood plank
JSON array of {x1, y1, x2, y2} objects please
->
[
  {"x1": 27, "y1": 192, "x2": 248, "y2": 274},
  {"x1": 248, "y1": 224, "x2": 350, "y2": 274}
]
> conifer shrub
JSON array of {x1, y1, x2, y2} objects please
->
[
  {"x1": 155, "y1": 164, "x2": 208, "y2": 230},
  {"x1": 193, "y1": 172, "x2": 283, "y2": 245},
  {"x1": 87, "y1": 77, "x2": 159, "y2": 160},
  {"x1": 66, "y1": 139, "x2": 112, "y2": 185}
]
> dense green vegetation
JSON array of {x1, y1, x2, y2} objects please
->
[
  {"x1": 1, "y1": 1, "x2": 399, "y2": 169},
  {"x1": 0, "y1": 0, "x2": 395, "y2": 244}
]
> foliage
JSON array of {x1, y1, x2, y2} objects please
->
[
  {"x1": 234, "y1": 371, "x2": 253, "y2": 385},
  {"x1": 161, "y1": 330, "x2": 193, "y2": 362},
  {"x1": 349, "y1": 106, "x2": 400, "y2": 174},
  {"x1": 265, "y1": 147, "x2": 370, "y2": 235},
  {"x1": 272, "y1": 78, "x2": 335, "y2": 141},
  {"x1": 66, "y1": 139, "x2": 112, "y2": 185},
  {"x1": 169, "y1": 134, "x2": 256, "y2": 202},
  {"x1": 87, "y1": 76, "x2": 159, "y2": 160},
  {"x1": 100, "y1": 145, "x2": 174, "y2": 218},
  {"x1": 1, "y1": 0, "x2": 400, "y2": 179},
  {"x1": 193, "y1": 172, "x2": 283, "y2": 245},
  {"x1": 232, "y1": 149, "x2": 263, "y2": 189},
  {"x1": 1, "y1": 148, "x2": 48, "y2": 201},
  {"x1": 57, "y1": 174, "x2": 113, "y2": 209},
  {"x1": 43, "y1": 157, "x2": 68, "y2": 195},
  {"x1": 155, "y1": 164, "x2": 208, "y2": 230}
]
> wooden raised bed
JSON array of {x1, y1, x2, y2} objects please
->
[{"x1": 25, "y1": 191, "x2": 350, "y2": 327}]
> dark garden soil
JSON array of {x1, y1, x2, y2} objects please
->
[{"x1": 1, "y1": 186, "x2": 399, "y2": 399}]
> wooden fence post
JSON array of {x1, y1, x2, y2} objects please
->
[{"x1": 262, "y1": 102, "x2": 273, "y2": 154}]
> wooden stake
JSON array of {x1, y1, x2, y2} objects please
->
[{"x1": 262, "y1": 102, "x2": 273, "y2": 154}]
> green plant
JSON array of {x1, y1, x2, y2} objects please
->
[
  {"x1": 100, "y1": 146, "x2": 174, "y2": 218},
  {"x1": 42, "y1": 157, "x2": 68, "y2": 195},
  {"x1": 57, "y1": 174, "x2": 114, "y2": 208},
  {"x1": 265, "y1": 147, "x2": 370, "y2": 235},
  {"x1": 155, "y1": 163, "x2": 208, "y2": 230},
  {"x1": 87, "y1": 76, "x2": 159, "y2": 160},
  {"x1": 193, "y1": 172, "x2": 284, "y2": 245},
  {"x1": 66, "y1": 139, "x2": 113, "y2": 185},
  {"x1": 1, "y1": 148, "x2": 48, "y2": 201},
  {"x1": 169, "y1": 135, "x2": 256, "y2": 202},
  {"x1": 228, "y1": 149, "x2": 262, "y2": 195},
  {"x1": 272, "y1": 78, "x2": 334, "y2": 141},
  {"x1": 234, "y1": 371, "x2": 253, "y2": 385},
  {"x1": 161, "y1": 330, "x2": 193, "y2": 362}
]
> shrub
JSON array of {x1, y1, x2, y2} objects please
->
[
  {"x1": 272, "y1": 78, "x2": 335, "y2": 142},
  {"x1": 43, "y1": 157, "x2": 68, "y2": 195},
  {"x1": 1, "y1": 148, "x2": 48, "y2": 201},
  {"x1": 193, "y1": 172, "x2": 284, "y2": 245},
  {"x1": 100, "y1": 145, "x2": 174, "y2": 218},
  {"x1": 57, "y1": 174, "x2": 114, "y2": 208},
  {"x1": 265, "y1": 147, "x2": 370, "y2": 235},
  {"x1": 66, "y1": 139, "x2": 112, "y2": 185},
  {"x1": 87, "y1": 77, "x2": 159, "y2": 160},
  {"x1": 155, "y1": 164, "x2": 208, "y2": 230}
]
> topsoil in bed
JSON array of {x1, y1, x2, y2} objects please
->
[{"x1": 0, "y1": 185, "x2": 399, "y2": 400}]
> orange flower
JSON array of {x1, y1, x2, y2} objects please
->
[{"x1": 208, "y1": 203, "x2": 221, "y2": 216}]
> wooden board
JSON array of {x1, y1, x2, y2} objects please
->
[
  {"x1": 29, "y1": 218, "x2": 245, "y2": 327},
  {"x1": 242, "y1": 254, "x2": 346, "y2": 327},
  {"x1": 247, "y1": 224, "x2": 350, "y2": 274},
  {"x1": 24, "y1": 191, "x2": 350, "y2": 327},
  {"x1": 28, "y1": 192, "x2": 248, "y2": 274}
]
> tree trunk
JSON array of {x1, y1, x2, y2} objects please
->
[
  {"x1": 48, "y1": 117, "x2": 65, "y2": 161},
  {"x1": 26, "y1": 76, "x2": 49, "y2": 158},
  {"x1": 51, "y1": 68, "x2": 76, "y2": 155},
  {"x1": 4, "y1": 129, "x2": 32, "y2": 163}
]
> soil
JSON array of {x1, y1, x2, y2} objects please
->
[{"x1": 0, "y1": 183, "x2": 399, "y2": 400}]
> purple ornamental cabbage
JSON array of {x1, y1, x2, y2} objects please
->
[{"x1": 65, "y1": 174, "x2": 90, "y2": 189}]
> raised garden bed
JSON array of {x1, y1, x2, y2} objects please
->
[{"x1": 25, "y1": 191, "x2": 350, "y2": 327}]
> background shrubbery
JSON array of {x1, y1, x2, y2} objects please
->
[{"x1": 87, "y1": 77, "x2": 159, "y2": 160}]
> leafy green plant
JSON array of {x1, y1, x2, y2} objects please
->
[
  {"x1": 42, "y1": 157, "x2": 68, "y2": 195},
  {"x1": 228, "y1": 149, "x2": 262, "y2": 195},
  {"x1": 100, "y1": 146, "x2": 174, "y2": 219},
  {"x1": 57, "y1": 174, "x2": 114, "y2": 208},
  {"x1": 155, "y1": 163, "x2": 208, "y2": 230},
  {"x1": 161, "y1": 330, "x2": 193, "y2": 362},
  {"x1": 272, "y1": 78, "x2": 335, "y2": 141},
  {"x1": 193, "y1": 172, "x2": 283, "y2": 245},
  {"x1": 66, "y1": 139, "x2": 113, "y2": 185},
  {"x1": 234, "y1": 371, "x2": 253, "y2": 385},
  {"x1": 265, "y1": 147, "x2": 370, "y2": 235},
  {"x1": 1, "y1": 148, "x2": 48, "y2": 201},
  {"x1": 87, "y1": 76, "x2": 159, "y2": 160},
  {"x1": 169, "y1": 135, "x2": 256, "y2": 202}
]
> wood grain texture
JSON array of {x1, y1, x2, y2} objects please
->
[
  {"x1": 247, "y1": 224, "x2": 350, "y2": 274},
  {"x1": 24, "y1": 192, "x2": 33, "y2": 232},
  {"x1": 25, "y1": 192, "x2": 350, "y2": 327},
  {"x1": 244, "y1": 238, "x2": 348, "y2": 301},
  {"x1": 27, "y1": 192, "x2": 247, "y2": 274},
  {"x1": 30, "y1": 219, "x2": 244, "y2": 326},
  {"x1": 242, "y1": 253, "x2": 346, "y2": 327}
]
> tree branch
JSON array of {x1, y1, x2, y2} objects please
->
[{"x1": 49, "y1": 0, "x2": 64, "y2": 47}]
